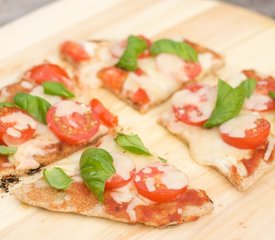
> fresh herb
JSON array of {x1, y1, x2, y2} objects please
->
[
  {"x1": 0, "y1": 102, "x2": 16, "y2": 108},
  {"x1": 158, "y1": 156, "x2": 168, "y2": 163},
  {"x1": 0, "y1": 145, "x2": 17, "y2": 155},
  {"x1": 42, "y1": 81, "x2": 74, "y2": 98},
  {"x1": 80, "y1": 148, "x2": 115, "y2": 202},
  {"x1": 204, "y1": 79, "x2": 246, "y2": 128},
  {"x1": 43, "y1": 167, "x2": 73, "y2": 190},
  {"x1": 269, "y1": 91, "x2": 275, "y2": 99},
  {"x1": 115, "y1": 133, "x2": 151, "y2": 156},
  {"x1": 150, "y1": 39, "x2": 198, "y2": 62},
  {"x1": 240, "y1": 78, "x2": 257, "y2": 98},
  {"x1": 115, "y1": 35, "x2": 148, "y2": 71},
  {"x1": 14, "y1": 93, "x2": 51, "y2": 124}
]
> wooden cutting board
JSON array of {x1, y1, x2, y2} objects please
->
[{"x1": 0, "y1": 0, "x2": 275, "y2": 239}]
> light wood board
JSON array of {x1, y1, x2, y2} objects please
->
[{"x1": 0, "y1": 0, "x2": 275, "y2": 239}]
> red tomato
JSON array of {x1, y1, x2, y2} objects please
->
[
  {"x1": 132, "y1": 88, "x2": 150, "y2": 106},
  {"x1": 184, "y1": 62, "x2": 202, "y2": 80},
  {"x1": 220, "y1": 117, "x2": 270, "y2": 149},
  {"x1": 134, "y1": 68, "x2": 145, "y2": 76},
  {"x1": 105, "y1": 169, "x2": 135, "y2": 190},
  {"x1": 24, "y1": 63, "x2": 72, "y2": 87},
  {"x1": 46, "y1": 101, "x2": 100, "y2": 145},
  {"x1": 173, "y1": 84, "x2": 214, "y2": 126},
  {"x1": 61, "y1": 41, "x2": 90, "y2": 63},
  {"x1": 134, "y1": 163, "x2": 188, "y2": 203},
  {"x1": 90, "y1": 99, "x2": 118, "y2": 128},
  {"x1": 0, "y1": 107, "x2": 36, "y2": 146},
  {"x1": 98, "y1": 67, "x2": 128, "y2": 93}
]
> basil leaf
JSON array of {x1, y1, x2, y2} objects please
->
[
  {"x1": 43, "y1": 167, "x2": 73, "y2": 190},
  {"x1": 0, "y1": 145, "x2": 17, "y2": 155},
  {"x1": 42, "y1": 81, "x2": 74, "y2": 98},
  {"x1": 204, "y1": 79, "x2": 246, "y2": 128},
  {"x1": 14, "y1": 93, "x2": 51, "y2": 124},
  {"x1": 240, "y1": 78, "x2": 257, "y2": 98},
  {"x1": 0, "y1": 102, "x2": 16, "y2": 108},
  {"x1": 150, "y1": 39, "x2": 198, "y2": 62},
  {"x1": 116, "y1": 35, "x2": 148, "y2": 71},
  {"x1": 80, "y1": 148, "x2": 115, "y2": 203},
  {"x1": 158, "y1": 156, "x2": 168, "y2": 163},
  {"x1": 269, "y1": 91, "x2": 275, "y2": 99},
  {"x1": 115, "y1": 133, "x2": 151, "y2": 156}
]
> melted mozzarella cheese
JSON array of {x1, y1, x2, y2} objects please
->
[
  {"x1": 6, "y1": 128, "x2": 21, "y2": 138},
  {"x1": 161, "y1": 167, "x2": 188, "y2": 190},
  {"x1": 55, "y1": 100, "x2": 90, "y2": 117},
  {"x1": 20, "y1": 81, "x2": 33, "y2": 89},
  {"x1": 264, "y1": 136, "x2": 275, "y2": 161},
  {"x1": 30, "y1": 86, "x2": 62, "y2": 105},
  {"x1": 110, "y1": 182, "x2": 133, "y2": 204},
  {"x1": 110, "y1": 152, "x2": 135, "y2": 180},
  {"x1": 145, "y1": 177, "x2": 156, "y2": 192},
  {"x1": 245, "y1": 94, "x2": 271, "y2": 111},
  {"x1": 220, "y1": 113, "x2": 259, "y2": 138},
  {"x1": 198, "y1": 53, "x2": 214, "y2": 71},
  {"x1": 1, "y1": 111, "x2": 37, "y2": 130},
  {"x1": 79, "y1": 40, "x2": 98, "y2": 56}
]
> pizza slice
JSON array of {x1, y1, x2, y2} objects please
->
[
  {"x1": 0, "y1": 64, "x2": 117, "y2": 178},
  {"x1": 60, "y1": 35, "x2": 224, "y2": 112},
  {"x1": 159, "y1": 75, "x2": 275, "y2": 191},
  {"x1": 12, "y1": 133, "x2": 213, "y2": 227}
]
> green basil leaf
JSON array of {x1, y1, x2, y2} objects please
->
[
  {"x1": 14, "y1": 93, "x2": 51, "y2": 124},
  {"x1": 43, "y1": 167, "x2": 73, "y2": 190},
  {"x1": 0, "y1": 102, "x2": 16, "y2": 108},
  {"x1": 158, "y1": 156, "x2": 168, "y2": 163},
  {"x1": 204, "y1": 79, "x2": 246, "y2": 128},
  {"x1": 115, "y1": 133, "x2": 151, "y2": 156},
  {"x1": 116, "y1": 35, "x2": 148, "y2": 71},
  {"x1": 269, "y1": 91, "x2": 275, "y2": 99},
  {"x1": 150, "y1": 39, "x2": 198, "y2": 62},
  {"x1": 80, "y1": 148, "x2": 115, "y2": 203},
  {"x1": 0, "y1": 145, "x2": 17, "y2": 155},
  {"x1": 240, "y1": 78, "x2": 257, "y2": 98},
  {"x1": 42, "y1": 81, "x2": 74, "y2": 98}
]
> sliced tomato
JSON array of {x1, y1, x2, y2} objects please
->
[
  {"x1": 24, "y1": 63, "x2": 72, "y2": 87},
  {"x1": 105, "y1": 169, "x2": 135, "y2": 190},
  {"x1": 134, "y1": 68, "x2": 145, "y2": 76},
  {"x1": 172, "y1": 84, "x2": 215, "y2": 126},
  {"x1": 184, "y1": 62, "x2": 202, "y2": 80},
  {"x1": 0, "y1": 107, "x2": 37, "y2": 146},
  {"x1": 134, "y1": 163, "x2": 188, "y2": 203},
  {"x1": 132, "y1": 88, "x2": 150, "y2": 106},
  {"x1": 98, "y1": 67, "x2": 128, "y2": 93},
  {"x1": 61, "y1": 41, "x2": 90, "y2": 63},
  {"x1": 90, "y1": 99, "x2": 118, "y2": 128},
  {"x1": 220, "y1": 116, "x2": 270, "y2": 149},
  {"x1": 46, "y1": 101, "x2": 100, "y2": 145}
]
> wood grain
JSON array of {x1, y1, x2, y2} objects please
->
[{"x1": 0, "y1": 0, "x2": 275, "y2": 239}]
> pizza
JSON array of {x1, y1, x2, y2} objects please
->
[
  {"x1": 60, "y1": 35, "x2": 224, "y2": 112},
  {"x1": 12, "y1": 133, "x2": 213, "y2": 227},
  {"x1": 0, "y1": 62, "x2": 117, "y2": 178},
  {"x1": 159, "y1": 70, "x2": 275, "y2": 191}
]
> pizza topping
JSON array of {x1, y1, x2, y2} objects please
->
[
  {"x1": 98, "y1": 66, "x2": 128, "y2": 93},
  {"x1": 14, "y1": 93, "x2": 51, "y2": 124},
  {"x1": 46, "y1": 100, "x2": 100, "y2": 145},
  {"x1": 264, "y1": 136, "x2": 275, "y2": 161},
  {"x1": 43, "y1": 167, "x2": 73, "y2": 190},
  {"x1": 105, "y1": 152, "x2": 135, "y2": 190},
  {"x1": 115, "y1": 133, "x2": 151, "y2": 156},
  {"x1": 131, "y1": 88, "x2": 150, "y2": 106},
  {"x1": 61, "y1": 41, "x2": 90, "y2": 63},
  {"x1": 220, "y1": 113, "x2": 270, "y2": 149},
  {"x1": 20, "y1": 81, "x2": 34, "y2": 89},
  {"x1": 0, "y1": 145, "x2": 17, "y2": 155},
  {"x1": 134, "y1": 163, "x2": 188, "y2": 203},
  {"x1": 115, "y1": 35, "x2": 148, "y2": 71},
  {"x1": 269, "y1": 91, "x2": 275, "y2": 99},
  {"x1": 90, "y1": 99, "x2": 118, "y2": 128},
  {"x1": 29, "y1": 86, "x2": 62, "y2": 105},
  {"x1": 150, "y1": 39, "x2": 198, "y2": 62},
  {"x1": 0, "y1": 107, "x2": 37, "y2": 146},
  {"x1": 42, "y1": 81, "x2": 75, "y2": 99},
  {"x1": 24, "y1": 63, "x2": 72, "y2": 87},
  {"x1": 172, "y1": 83, "x2": 216, "y2": 126},
  {"x1": 80, "y1": 148, "x2": 115, "y2": 202}
]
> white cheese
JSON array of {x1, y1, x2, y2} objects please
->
[
  {"x1": 30, "y1": 86, "x2": 62, "y2": 105},
  {"x1": 198, "y1": 53, "x2": 214, "y2": 71},
  {"x1": 109, "y1": 40, "x2": 125, "y2": 58},
  {"x1": 20, "y1": 81, "x2": 33, "y2": 89},
  {"x1": 110, "y1": 182, "x2": 133, "y2": 204},
  {"x1": 6, "y1": 128, "x2": 21, "y2": 138},
  {"x1": 220, "y1": 113, "x2": 259, "y2": 138},
  {"x1": 264, "y1": 136, "x2": 275, "y2": 161},
  {"x1": 55, "y1": 100, "x2": 90, "y2": 117},
  {"x1": 79, "y1": 40, "x2": 98, "y2": 56},
  {"x1": 245, "y1": 94, "x2": 271, "y2": 111},
  {"x1": 1, "y1": 111, "x2": 37, "y2": 130},
  {"x1": 110, "y1": 152, "x2": 135, "y2": 180},
  {"x1": 145, "y1": 177, "x2": 156, "y2": 192},
  {"x1": 161, "y1": 167, "x2": 188, "y2": 190}
]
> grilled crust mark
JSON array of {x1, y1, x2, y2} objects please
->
[{"x1": 12, "y1": 181, "x2": 213, "y2": 228}]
